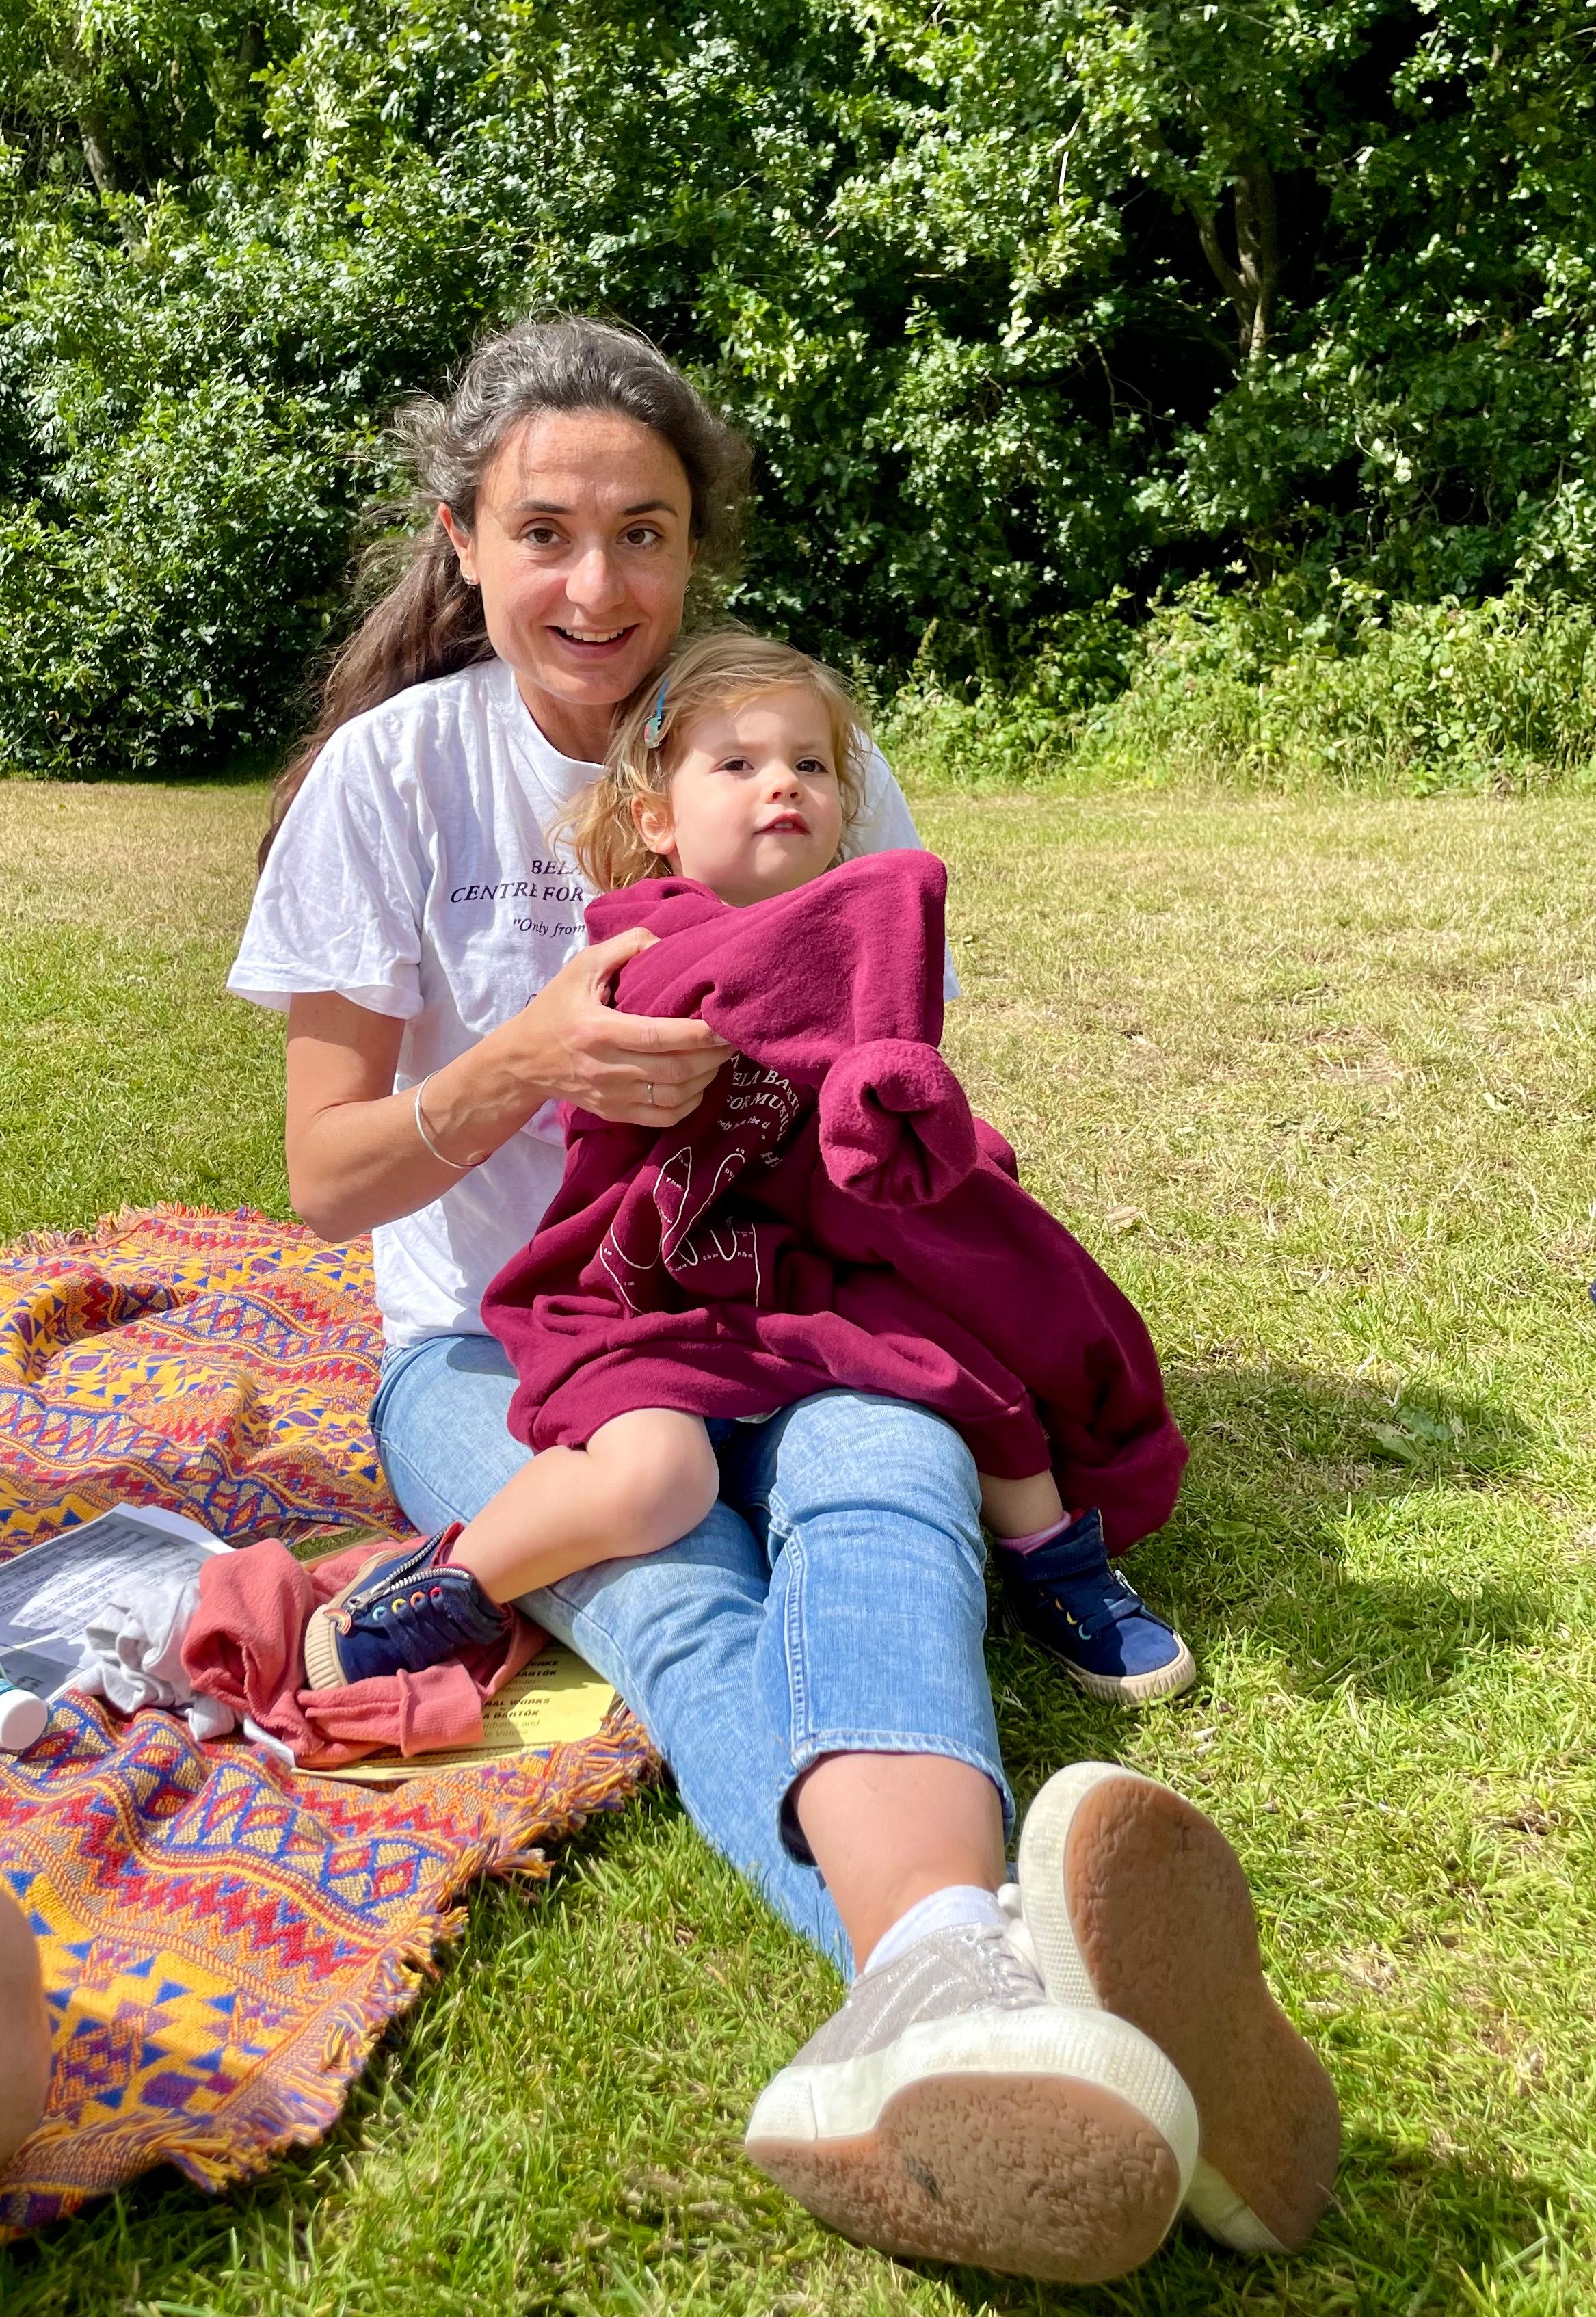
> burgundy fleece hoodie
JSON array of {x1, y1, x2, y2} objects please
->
[{"x1": 481, "y1": 851, "x2": 1186, "y2": 1551}]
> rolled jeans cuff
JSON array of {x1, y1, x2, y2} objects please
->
[{"x1": 777, "y1": 1733, "x2": 1015, "y2": 1867}]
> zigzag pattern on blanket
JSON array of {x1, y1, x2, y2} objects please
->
[
  {"x1": 0, "y1": 1691, "x2": 658, "y2": 2238},
  {"x1": 0, "y1": 1204, "x2": 665, "y2": 2243},
  {"x1": 0, "y1": 1204, "x2": 403, "y2": 1552}
]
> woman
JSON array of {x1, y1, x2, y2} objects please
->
[{"x1": 230, "y1": 317, "x2": 1338, "y2": 2283}]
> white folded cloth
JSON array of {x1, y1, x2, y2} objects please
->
[{"x1": 70, "y1": 1569, "x2": 237, "y2": 1741}]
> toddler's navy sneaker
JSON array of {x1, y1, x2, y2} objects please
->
[
  {"x1": 995, "y1": 1510, "x2": 1195, "y2": 1705},
  {"x1": 302, "y1": 1528, "x2": 511, "y2": 1691}
]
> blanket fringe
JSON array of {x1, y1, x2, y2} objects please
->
[{"x1": 1, "y1": 1202, "x2": 319, "y2": 1263}]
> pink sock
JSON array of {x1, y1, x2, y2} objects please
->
[{"x1": 998, "y1": 1511, "x2": 1085, "y2": 1555}]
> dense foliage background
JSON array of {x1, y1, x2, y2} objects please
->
[{"x1": 1, "y1": 0, "x2": 1593, "y2": 780}]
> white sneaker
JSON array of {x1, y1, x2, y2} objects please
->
[
  {"x1": 1013, "y1": 1762, "x2": 1341, "y2": 2253},
  {"x1": 745, "y1": 1918, "x2": 1197, "y2": 2283}
]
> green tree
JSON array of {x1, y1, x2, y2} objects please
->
[{"x1": 0, "y1": 0, "x2": 1593, "y2": 773}]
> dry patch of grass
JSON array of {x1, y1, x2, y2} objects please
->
[{"x1": 0, "y1": 782, "x2": 288, "y2": 1235}]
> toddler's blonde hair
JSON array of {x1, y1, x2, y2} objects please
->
[{"x1": 566, "y1": 628, "x2": 870, "y2": 892}]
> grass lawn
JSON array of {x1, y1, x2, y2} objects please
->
[{"x1": 3, "y1": 778, "x2": 1596, "y2": 2314}]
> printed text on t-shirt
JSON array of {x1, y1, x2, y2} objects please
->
[{"x1": 449, "y1": 861, "x2": 586, "y2": 940}]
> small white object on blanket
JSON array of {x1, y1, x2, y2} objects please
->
[{"x1": 70, "y1": 1568, "x2": 238, "y2": 1741}]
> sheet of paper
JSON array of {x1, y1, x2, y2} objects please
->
[
  {"x1": 301, "y1": 1643, "x2": 619, "y2": 1785},
  {"x1": 0, "y1": 1505, "x2": 226, "y2": 1699}
]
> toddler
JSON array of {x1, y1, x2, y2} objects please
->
[{"x1": 304, "y1": 633, "x2": 1193, "y2": 1705}]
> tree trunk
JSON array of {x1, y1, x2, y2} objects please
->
[
  {"x1": 79, "y1": 116, "x2": 116, "y2": 196},
  {"x1": 1187, "y1": 156, "x2": 1280, "y2": 363}
]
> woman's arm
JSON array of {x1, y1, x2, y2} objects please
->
[{"x1": 286, "y1": 925, "x2": 732, "y2": 1240}]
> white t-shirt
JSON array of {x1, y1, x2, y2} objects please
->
[{"x1": 230, "y1": 654, "x2": 951, "y2": 1348}]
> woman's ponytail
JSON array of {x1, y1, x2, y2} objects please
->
[{"x1": 259, "y1": 525, "x2": 490, "y2": 867}]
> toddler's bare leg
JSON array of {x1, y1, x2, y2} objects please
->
[
  {"x1": 450, "y1": 1409, "x2": 721, "y2": 1600},
  {"x1": 978, "y1": 1468, "x2": 1065, "y2": 1541},
  {"x1": 0, "y1": 1888, "x2": 48, "y2": 2169}
]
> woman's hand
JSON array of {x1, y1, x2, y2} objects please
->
[
  {"x1": 493, "y1": 926, "x2": 732, "y2": 1128},
  {"x1": 284, "y1": 934, "x2": 732, "y2": 1243}
]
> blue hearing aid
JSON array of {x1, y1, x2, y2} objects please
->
[{"x1": 643, "y1": 676, "x2": 669, "y2": 750}]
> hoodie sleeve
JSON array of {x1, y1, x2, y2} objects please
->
[{"x1": 604, "y1": 854, "x2": 976, "y2": 1206}]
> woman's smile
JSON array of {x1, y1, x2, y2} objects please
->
[{"x1": 548, "y1": 622, "x2": 642, "y2": 657}]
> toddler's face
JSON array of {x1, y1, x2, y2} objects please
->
[{"x1": 634, "y1": 684, "x2": 845, "y2": 906}]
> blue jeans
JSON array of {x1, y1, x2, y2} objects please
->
[{"x1": 371, "y1": 1335, "x2": 1013, "y2": 1972}]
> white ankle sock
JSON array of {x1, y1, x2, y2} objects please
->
[{"x1": 860, "y1": 1884, "x2": 1009, "y2": 1978}]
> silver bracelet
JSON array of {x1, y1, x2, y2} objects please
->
[{"x1": 412, "y1": 1074, "x2": 477, "y2": 1171}]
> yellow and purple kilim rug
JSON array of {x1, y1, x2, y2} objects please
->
[
  {"x1": 0, "y1": 1205, "x2": 659, "y2": 2238},
  {"x1": 0, "y1": 1204, "x2": 405, "y2": 1548},
  {"x1": 0, "y1": 1693, "x2": 654, "y2": 2239}
]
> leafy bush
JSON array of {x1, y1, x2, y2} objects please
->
[
  {"x1": 886, "y1": 587, "x2": 1596, "y2": 794},
  {"x1": 0, "y1": 375, "x2": 352, "y2": 774},
  {"x1": 4, "y1": 0, "x2": 1596, "y2": 774}
]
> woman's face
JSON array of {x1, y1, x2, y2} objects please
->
[{"x1": 440, "y1": 410, "x2": 696, "y2": 760}]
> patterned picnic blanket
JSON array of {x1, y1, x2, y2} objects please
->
[
  {"x1": 0, "y1": 1206, "x2": 658, "y2": 2236},
  {"x1": 0, "y1": 1693, "x2": 653, "y2": 2238},
  {"x1": 0, "y1": 1204, "x2": 403, "y2": 1550}
]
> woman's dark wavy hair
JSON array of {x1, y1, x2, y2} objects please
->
[{"x1": 261, "y1": 316, "x2": 752, "y2": 865}]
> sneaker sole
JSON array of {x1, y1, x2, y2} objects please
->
[
  {"x1": 745, "y1": 2005, "x2": 1197, "y2": 2283},
  {"x1": 1063, "y1": 1636, "x2": 1199, "y2": 1706},
  {"x1": 302, "y1": 1550, "x2": 398, "y2": 1692},
  {"x1": 1017, "y1": 1763, "x2": 1340, "y2": 2255}
]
